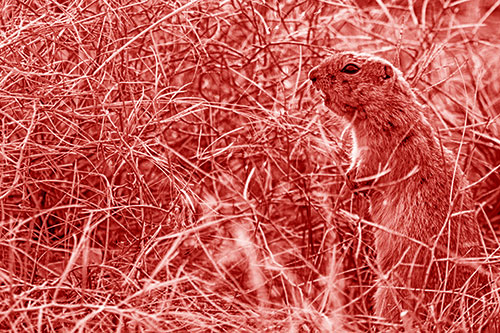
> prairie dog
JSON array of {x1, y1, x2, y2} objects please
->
[{"x1": 309, "y1": 51, "x2": 498, "y2": 331}]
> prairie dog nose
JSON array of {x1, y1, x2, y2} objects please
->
[{"x1": 308, "y1": 68, "x2": 318, "y2": 82}]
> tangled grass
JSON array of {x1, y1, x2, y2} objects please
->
[{"x1": 0, "y1": 0, "x2": 499, "y2": 332}]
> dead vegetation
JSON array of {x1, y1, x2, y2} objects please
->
[{"x1": 0, "y1": 0, "x2": 499, "y2": 332}]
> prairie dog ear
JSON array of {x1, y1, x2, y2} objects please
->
[{"x1": 382, "y1": 64, "x2": 393, "y2": 80}]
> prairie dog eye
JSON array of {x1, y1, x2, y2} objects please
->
[{"x1": 341, "y1": 64, "x2": 360, "y2": 74}]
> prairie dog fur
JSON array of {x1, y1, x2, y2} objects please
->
[{"x1": 309, "y1": 51, "x2": 498, "y2": 331}]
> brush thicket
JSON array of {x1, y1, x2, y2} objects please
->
[{"x1": 0, "y1": 1, "x2": 499, "y2": 332}]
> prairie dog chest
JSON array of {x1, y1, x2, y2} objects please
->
[{"x1": 347, "y1": 130, "x2": 361, "y2": 173}]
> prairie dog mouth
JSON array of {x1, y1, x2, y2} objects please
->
[
  {"x1": 310, "y1": 82, "x2": 320, "y2": 92},
  {"x1": 309, "y1": 80, "x2": 332, "y2": 106},
  {"x1": 323, "y1": 93, "x2": 331, "y2": 105},
  {"x1": 310, "y1": 82, "x2": 325, "y2": 97}
]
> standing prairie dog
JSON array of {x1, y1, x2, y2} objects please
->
[{"x1": 309, "y1": 51, "x2": 498, "y2": 331}]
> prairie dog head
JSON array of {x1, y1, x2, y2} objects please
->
[{"x1": 309, "y1": 51, "x2": 414, "y2": 120}]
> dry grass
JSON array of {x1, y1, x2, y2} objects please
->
[{"x1": 0, "y1": 0, "x2": 499, "y2": 332}]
